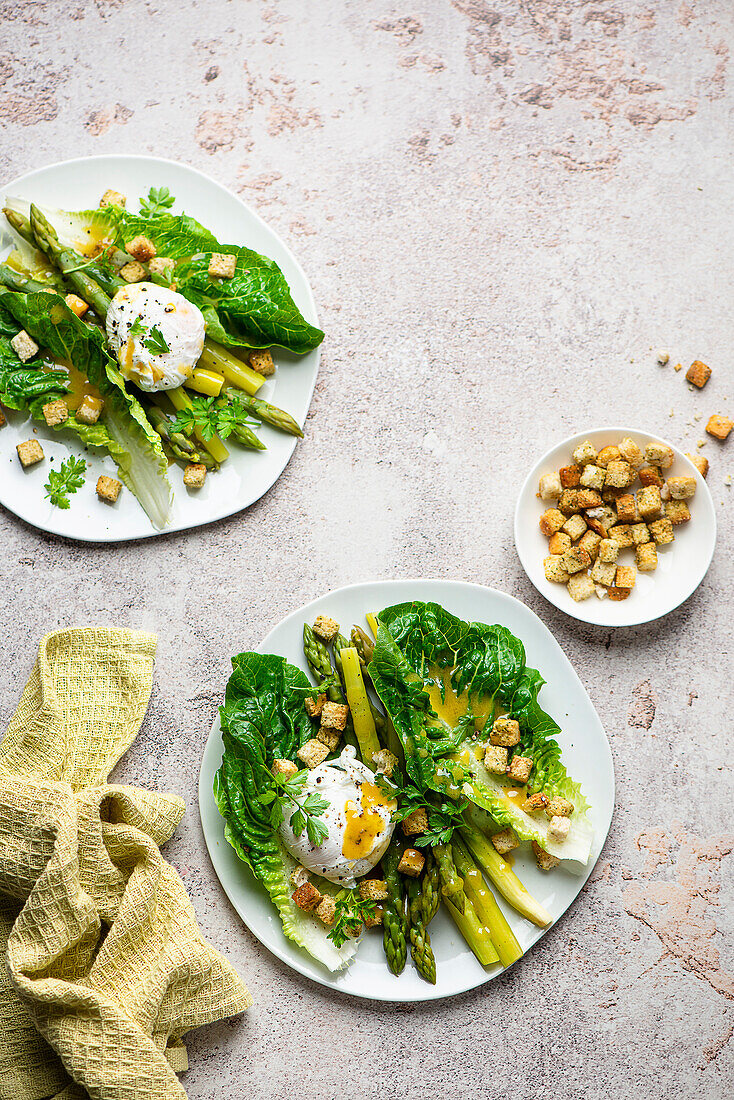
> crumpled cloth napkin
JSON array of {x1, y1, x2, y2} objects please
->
[{"x1": 0, "y1": 629, "x2": 251, "y2": 1100}]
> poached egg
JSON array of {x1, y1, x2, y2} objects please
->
[
  {"x1": 106, "y1": 282, "x2": 205, "y2": 392},
  {"x1": 279, "y1": 747, "x2": 397, "y2": 886}
]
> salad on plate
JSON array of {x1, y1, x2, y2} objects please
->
[
  {"x1": 214, "y1": 600, "x2": 594, "y2": 982},
  {"x1": 0, "y1": 185, "x2": 323, "y2": 526}
]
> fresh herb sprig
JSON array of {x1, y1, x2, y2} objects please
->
[
  {"x1": 169, "y1": 394, "x2": 260, "y2": 442},
  {"x1": 327, "y1": 889, "x2": 377, "y2": 948},
  {"x1": 262, "y1": 767, "x2": 329, "y2": 846},
  {"x1": 44, "y1": 456, "x2": 87, "y2": 509},
  {"x1": 377, "y1": 770, "x2": 468, "y2": 848},
  {"x1": 139, "y1": 186, "x2": 175, "y2": 217},
  {"x1": 128, "y1": 316, "x2": 170, "y2": 355}
]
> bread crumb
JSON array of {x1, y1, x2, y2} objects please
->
[
  {"x1": 657, "y1": 349, "x2": 670, "y2": 365},
  {"x1": 674, "y1": 363, "x2": 682, "y2": 371}
]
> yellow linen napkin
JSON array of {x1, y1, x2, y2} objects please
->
[{"x1": 0, "y1": 628, "x2": 251, "y2": 1100}]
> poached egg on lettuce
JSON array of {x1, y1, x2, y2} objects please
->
[
  {"x1": 279, "y1": 747, "x2": 397, "y2": 887},
  {"x1": 106, "y1": 281, "x2": 205, "y2": 391}
]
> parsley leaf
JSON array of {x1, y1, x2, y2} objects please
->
[
  {"x1": 129, "y1": 316, "x2": 147, "y2": 338},
  {"x1": 377, "y1": 770, "x2": 468, "y2": 848},
  {"x1": 327, "y1": 889, "x2": 377, "y2": 948},
  {"x1": 268, "y1": 764, "x2": 329, "y2": 846},
  {"x1": 143, "y1": 325, "x2": 170, "y2": 355},
  {"x1": 169, "y1": 395, "x2": 260, "y2": 442},
  {"x1": 44, "y1": 456, "x2": 87, "y2": 509},
  {"x1": 139, "y1": 186, "x2": 175, "y2": 217}
]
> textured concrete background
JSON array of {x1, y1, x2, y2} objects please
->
[{"x1": 1, "y1": 1, "x2": 733, "y2": 1097}]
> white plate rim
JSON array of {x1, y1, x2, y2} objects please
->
[
  {"x1": 0, "y1": 153, "x2": 320, "y2": 543},
  {"x1": 514, "y1": 425, "x2": 717, "y2": 627},
  {"x1": 198, "y1": 578, "x2": 615, "y2": 1003}
]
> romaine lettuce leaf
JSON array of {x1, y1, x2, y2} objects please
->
[
  {"x1": 0, "y1": 289, "x2": 171, "y2": 528},
  {"x1": 216, "y1": 652, "x2": 358, "y2": 972},
  {"x1": 11, "y1": 199, "x2": 324, "y2": 355}
]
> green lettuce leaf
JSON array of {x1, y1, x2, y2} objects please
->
[
  {"x1": 13, "y1": 200, "x2": 324, "y2": 355},
  {"x1": 216, "y1": 652, "x2": 358, "y2": 972},
  {"x1": 0, "y1": 289, "x2": 171, "y2": 528}
]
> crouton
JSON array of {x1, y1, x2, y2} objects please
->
[
  {"x1": 16, "y1": 439, "x2": 44, "y2": 467},
  {"x1": 273, "y1": 758, "x2": 298, "y2": 780},
  {"x1": 559, "y1": 465, "x2": 581, "y2": 488},
  {"x1": 484, "y1": 745, "x2": 508, "y2": 774},
  {"x1": 667, "y1": 476, "x2": 696, "y2": 500},
  {"x1": 602, "y1": 486, "x2": 625, "y2": 504},
  {"x1": 10, "y1": 330, "x2": 39, "y2": 362},
  {"x1": 208, "y1": 252, "x2": 237, "y2": 279},
  {"x1": 585, "y1": 505, "x2": 617, "y2": 530},
  {"x1": 149, "y1": 256, "x2": 175, "y2": 278},
  {"x1": 401, "y1": 807, "x2": 428, "y2": 836},
  {"x1": 313, "y1": 615, "x2": 340, "y2": 643},
  {"x1": 359, "y1": 879, "x2": 389, "y2": 902},
  {"x1": 119, "y1": 261, "x2": 146, "y2": 283},
  {"x1": 398, "y1": 848, "x2": 425, "y2": 876},
  {"x1": 316, "y1": 727, "x2": 341, "y2": 752},
  {"x1": 364, "y1": 908, "x2": 384, "y2": 929},
  {"x1": 532, "y1": 841, "x2": 560, "y2": 871},
  {"x1": 605, "y1": 460, "x2": 635, "y2": 489},
  {"x1": 598, "y1": 538, "x2": 618, "y2": 563},
  {"x1": 183, "y1": 463, "x2": 207, "y2": 488},
  {"x1": 578, "y1": 529, "x2": 602, "y2": 560},
  {"x1": 686, "y1": 453, "x2": 709, "y2": 477},
  {"x1": 705, "y1": 414, "x2": 733, "y2": 441},
  {"x1": 636, "y1": 542, "x2": 658, "y2": 572},
  {"x1": 305, "y1": 693, "x2": 326, "y2": 719},
  {"x1": 76, "y1": 395, "x2": 104, "y2": 425},
  {"x1": 548, "y1": 531, "x2": 572, "y2": 555},
  {"x1": 562, "y1": 514, "x2": 587, "y2": 541},
  {"x1": 644, "y1": 442, "x2": 674, "y2": 469},
  {"x1": 576, "y1": 489, "x2": 604, "y2": 509},
  {"x1": 579, "y1": 464, "x2": 605, "y2": 490},
  {"x1": 538, "y1": 472, "x2": 562, "y2": 500},
  {"x1": 615, "y1": 565, "x2": 637, "y2": 589},
  {"x1": 657, "y1": 349, "x2": 670, "y2": 366},
  {"x1": 556, "y1": 490, "x2": 580, "y2": 515},
  {"x1": 96, "y1": 475, "x2": 121, "y2": 503},
  {"x1": 292, "y1": 881, "x2": 322, "y2": 912},
  {"x1": 490, "y1": 717, "x2": 521, "y2": 747},
  {"x1": 297, "y1": 739, "x2": 330, "y2": 769},
  {"x1": 637, "y1": 485, "x2": 662, "y2": 520},
  {"x1": 630, "y1": 522, "x2": 650, "y2": 546},
  {"x1": 126, "y1": 235, "x2": 157, "y2": 262},
  {"x1": 321, "y1": 701, "x2": 349, "y2": 730},
  {"x1": 665, "y1": 499, "x2": 691, "y2": 525},
  {"x1": 618, "y1": 438, "x2": 644, "y2": 468},
  {"x1": 315, "y1": 895, "x2": 336, "y2": 926},
  {"x1": 608, "y1": 587, "x2": 631, "y2": 601},
  {"x1": 508, "y1": 755, "x2": 533, "y2": 784},
  {"x1": 64, "y1": 293, "x2": 89, "y2": 318},
  {"x1": 250, "y1": 350, "x2": 276, "y2": 377},
  {"x1": 609, "y1": 524, "x2": 633, "y2": 548},
  {"x1": 539, "y1": 508, "x2": 565, "y2": 535},
  {"x1": 372, "y1": 749, "x2": 398, "y2": 778},
  {"x1": 615, "y1": 494, "x2": 638, "y2": 524},
  {"x1": 491, "y1": 828, "x2": 519, "y2": 855},
  {"x1": 572, "y1": 440, "x2": 597, "y2": 466},
  {"x1": 567, "y1": 573, "x2": 595, "y2": 602},
  {"x1": 544, "y1": 556, "x2": 570, "y2": 583},
  {"x1": 546, "y1": 797, "x2": 574, "y2": 818},
  {"x1": 523, "y1": 792, "x2": 549, "y2": 813},
  {"x1": 686, "y1": 360, "x2": 711, "y2": 388},
  {"x1": 647, "y1": 518, "x2": 674, "y2": 546},
  {"x1": 100, "y1": 189, "x2": 126, "y2": 208},
  {"x1": 42, "y1": 399, "x2": 68, "y2": 427},
  {"x1": 590, "y1": 559, "x2": 616, "y2": 586},
  {"x1": 562, "y1": 546, "x2": 591, "y2": 574},
  {"x1": 596, "y1": 445, "x2": 621, "y2": 468},
  {"x1": 639, "y1": 466, "x2": 664, "y2": 487},
  {"x1": 548, "y1": 816, "x2": 570, "y2": 843}
]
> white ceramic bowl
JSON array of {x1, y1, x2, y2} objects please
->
[{"x1": 514, "y1": 427, "x2": 717, "y2": 627}]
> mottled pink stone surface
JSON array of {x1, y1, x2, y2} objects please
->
[{"x1": 0, "y1": 2, "x2": 732, "y2": 1097}]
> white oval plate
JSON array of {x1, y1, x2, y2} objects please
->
[
  {"x1": 515, "y1": 427, "x2": 717, "y2": 627},
  {"x1": 0, "y1": 155, "x2": 320, "y2": 542},
  {"x1": 198, "y1": 579, "x2": 614, "y2": 1003}
]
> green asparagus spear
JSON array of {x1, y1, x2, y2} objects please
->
[
  {"x1": 406, "y1": 871, "x2": 436, "y2": 984},
  {"x1": 143, "y1": 402, "x2": 206, "y2": 464},
  {"x1": 0, "y1": 262, "x2": 60, "y2": 296},
  {"x1": 452, "y1": 835, "x2": 522, "y2": 969},
  {"x1": 333, "y1": 634, "x2": 386, "y2": 737},
  {"x1": 350, "y1": 624, "x2": 375, "y2": 667},
  {"x1": 420, "y1": 851, "x2": 441, "y2": 924},
  {"x1": 222, "y1": 387, "x2": 303, "y2": 438},
  {"x1": 434, "y1": 843, "x2": 465, "y2": 911},
  {"x1": 28, "y1": 205, "x2": 112, "y2": 320},
  {"x1": 303, "y1": 623, "x2": 343, "y2": 702},
  {"x1": 381, "y1": 839, "x2": 408, "y2": 976}
]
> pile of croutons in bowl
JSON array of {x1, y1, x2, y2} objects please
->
[{"x1": 538, "y1": 437, "x2": 696, "y2": 602}]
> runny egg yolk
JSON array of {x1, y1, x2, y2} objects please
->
[{"x1": 342, "y1": 781, "x2": 391, "y2": 860}]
